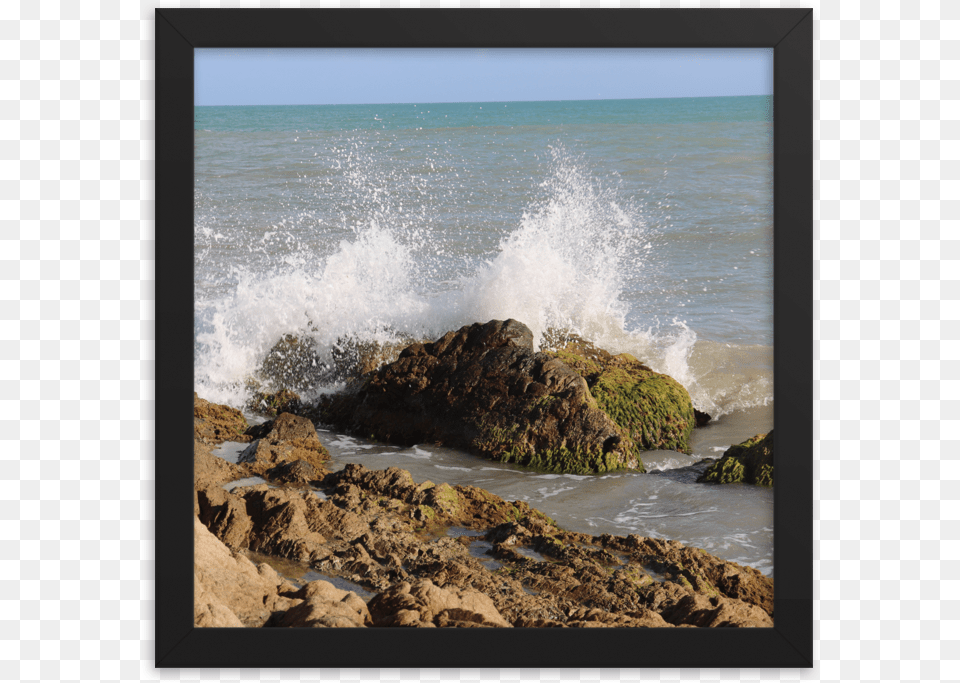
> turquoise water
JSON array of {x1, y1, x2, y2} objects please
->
[
  {"x1": 195, "y1": 96, "x2": 774, "y2": 572},
  {"x1": 195, "y1": 96, "x2": 772, "y2": 131}
]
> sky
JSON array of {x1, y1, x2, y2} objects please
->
[{"x1": 195, "y1": 48, "x2": 773, "y2": 106}]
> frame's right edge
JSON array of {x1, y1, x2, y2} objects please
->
[{"x1": 772, "y1": 8, "x2": 814, "y2": 666}]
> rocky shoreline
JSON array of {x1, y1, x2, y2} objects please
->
[{"x1": 194, "y1": 395, "x2": 774, "y2": 629}]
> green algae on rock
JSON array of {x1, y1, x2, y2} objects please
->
[
  {"x1": 697, "y1": 431, "x2": 774, "y2": 486},
  {"x1": 319, "y1": 320, "x2": 646, "y2": 474},
  {"x1": 246, "y1": 388, "x2": 302, "y2": 417},
  {"x1": 541, "y1": 331, "x2": 696, "y2": 454},
  {"x1": 318, "y1": 321, "x2": 700, "y2": 475}
]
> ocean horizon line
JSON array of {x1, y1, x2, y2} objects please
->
[{"x1": 195, "y1": 93, "x2": 772, "y2": 108}]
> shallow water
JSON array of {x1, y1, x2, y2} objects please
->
[
  {"x1": 245, "y1": 549, "x2": 376, "y2": 602},
  {"x1": 316, "y1": 407, "x2": 773, "y2": 576}
]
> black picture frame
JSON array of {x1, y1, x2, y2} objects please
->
[{"x1": 157, "y1": 8, "x2": 812, "y2": 668}]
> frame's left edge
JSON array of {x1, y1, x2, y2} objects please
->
[{"x1": 155, "y1": 8, "x2": 199, "y2": 667}]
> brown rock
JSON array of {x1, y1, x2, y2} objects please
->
[
  {"x1": 277, "y1": 580, "x2": 371, "y2": 628},
  {"x1": 194, "y1": 444, "x2": 249, "y2": 491},
  {"x1": 598, "y1": 534, "x2": 774, "y2": 617},
  {"x1": 197, "y1": 485, "x2": 255, "y2": 550},
  {"x1": 267, "y1": 459, "x2": 319, "y2": 485},
  {"x1": 194, "y1": 393, "x2": 250, "y2": 445},
  {"x1": 660, "y1": 592, "x2": 773, "y2": 628},
  {"x1": 194, "y1": 517, "x2": 297, "y2": 627},
  {"x1": 239, "y1": 413, "x2": 331, "y2": 477},
  {"x1": 368, "y1": 579, "x2": 510, "y2": 628}
]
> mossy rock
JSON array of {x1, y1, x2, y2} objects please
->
[
  {"x1": 591, "y1": 365, "x2": 694, "y2": 453},
  {"x1": 246, "y1": 388, "x2": 302, "y2": 417},
  {"x1": 543, "y1": 332, "x2": 695, "y2": 455},
  {"x1": 697, "y1": 431, "x2": 773, "y2": 486},
  {"x1": 497, "y1": 442, "x2": 632, "y2": 475}
]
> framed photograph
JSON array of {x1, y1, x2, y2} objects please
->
[{"x1": 157, "y1": 9, "x2": 812, "y2": 668}]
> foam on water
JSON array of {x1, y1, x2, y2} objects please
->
[{"x1": 195, "y1": 144, "x2": 772, "y2": 418}]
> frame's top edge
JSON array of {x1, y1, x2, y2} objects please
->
[{"x1": 155, "y1": 8, "x2": 810, "y2": 50}]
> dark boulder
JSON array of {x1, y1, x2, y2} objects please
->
[{"x1": 320, "y1": 320, "x2": 643, "y2": 474}]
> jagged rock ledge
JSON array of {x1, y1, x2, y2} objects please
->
[{"x1": 193, "y1": 395, "x2": 773, "y2": 628}]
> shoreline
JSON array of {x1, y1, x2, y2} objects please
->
[{"x1": 194, "y1": 394, "x2": 774, "y2": 629}]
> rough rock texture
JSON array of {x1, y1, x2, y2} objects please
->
[
  {"x1": 541, "y1": 330, "x2": 696, "y2": 453},
  {"x1": 320, "y1": 320, "x2": 644, "y2": 474},
  {"x1": 238, "y1": 412, "x2": 331, "y2": 478},
  {"x1": 196, "y1": 458, "x2": 774, "y2": 629},
  {"x1": 368, "y1": 579, "x2": 510, "y2": 627},
  {"x1": 327, "y1": 464, "x2": 555, "y2": 531},
  {"x1": 195, "y1": 446, "x2": 248, "y2": 490},
  {"x1": 247, "y1": 389, "x2": 302, "y2": 418},
  {"x1": 697, "y1": 431, "x2": 774, "y2": 486},
  {"x1": 194, "y1": 394, "x2": 255, "y2": 516},
  {"x1": 277, "y1": 580, "x2": 371, "y2": 628},
  {"x1": 194, "y1": 393, "x2": 250, "y2": 445},
  {"x1": 331, "y1": 333, "x2": 423, "y2": 383},
  {"x1": 191, "y1": 395, "x2": 772, "y2": 630},
  {"x1": 257, "y1": 334, "x2": 329, "y2": 395},
  {"x1": 194, "y1": 517, "x2": 301, "y2": 627}
]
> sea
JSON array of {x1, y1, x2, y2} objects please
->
[{"x1": 194, "y1": 95, "x2": 775, "y2": 575}]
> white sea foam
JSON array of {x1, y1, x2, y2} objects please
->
[{"x1": 195, "y1": 146, "x2": 773, "y2": 417}]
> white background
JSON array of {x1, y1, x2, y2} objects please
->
[{"x1": 5, "y1": 0, "x2": 950, "y2": 681}]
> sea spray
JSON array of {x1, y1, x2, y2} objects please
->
[
  {"x1": 195, "y1": 144, "x2": 772, "y2": 417},
  {"x1": 457, "y1": 148, "x2": 645, "y2": 348}
]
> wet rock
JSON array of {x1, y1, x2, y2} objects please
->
[
  {"x1": 194, "y1": 517, "x2": 299, "y2": 627},
  {"x1": 276, "y1": 580, "x2": 371, "y2": 628},
  {"x1": 194, "y1": 443, "x2": 249, "y2": 492},
  {"x1": 694, "y1": 409, "x2": 712, "y2": 427},
  {"x1": 257, "y1": 334, "x2": 330, "y2": 395},
  {"x1": 267, "y1": 459, "x2": 320, "y2": 486},
  {"x1": 239, "y1": 413, "x2": 331, "y2": 477},
  {"x1": 194, "y1": 393, "x2": 250, "y2": 445},
  {"x1": 321, "y1": 319, "x2": 645, "y2": 474},
  {"x1": 368, "y1": 579, "x2": 511, "y2": 628},
  {"x1": 541, "y1": 331, "x2": 696, "y2": 453},
  {"x1": 195, "y1": 456, "x2": 774, "y2": 630},
  {"x1": 247, "y1": 388, "x2": 302, "y2": 418},
  {"x1": 697, "y1": 430, "x2": 774, "y2": 486},
  {"x1": 328, "y1": 463, "x2": 554, "y2": 531},
  {"x1": 331, "y1": 333, "x2": 423, "y2": 382}
]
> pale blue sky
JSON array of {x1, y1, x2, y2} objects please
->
[{"x1": 195, "y1": 48, "x2": 773, "y2": 106}]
